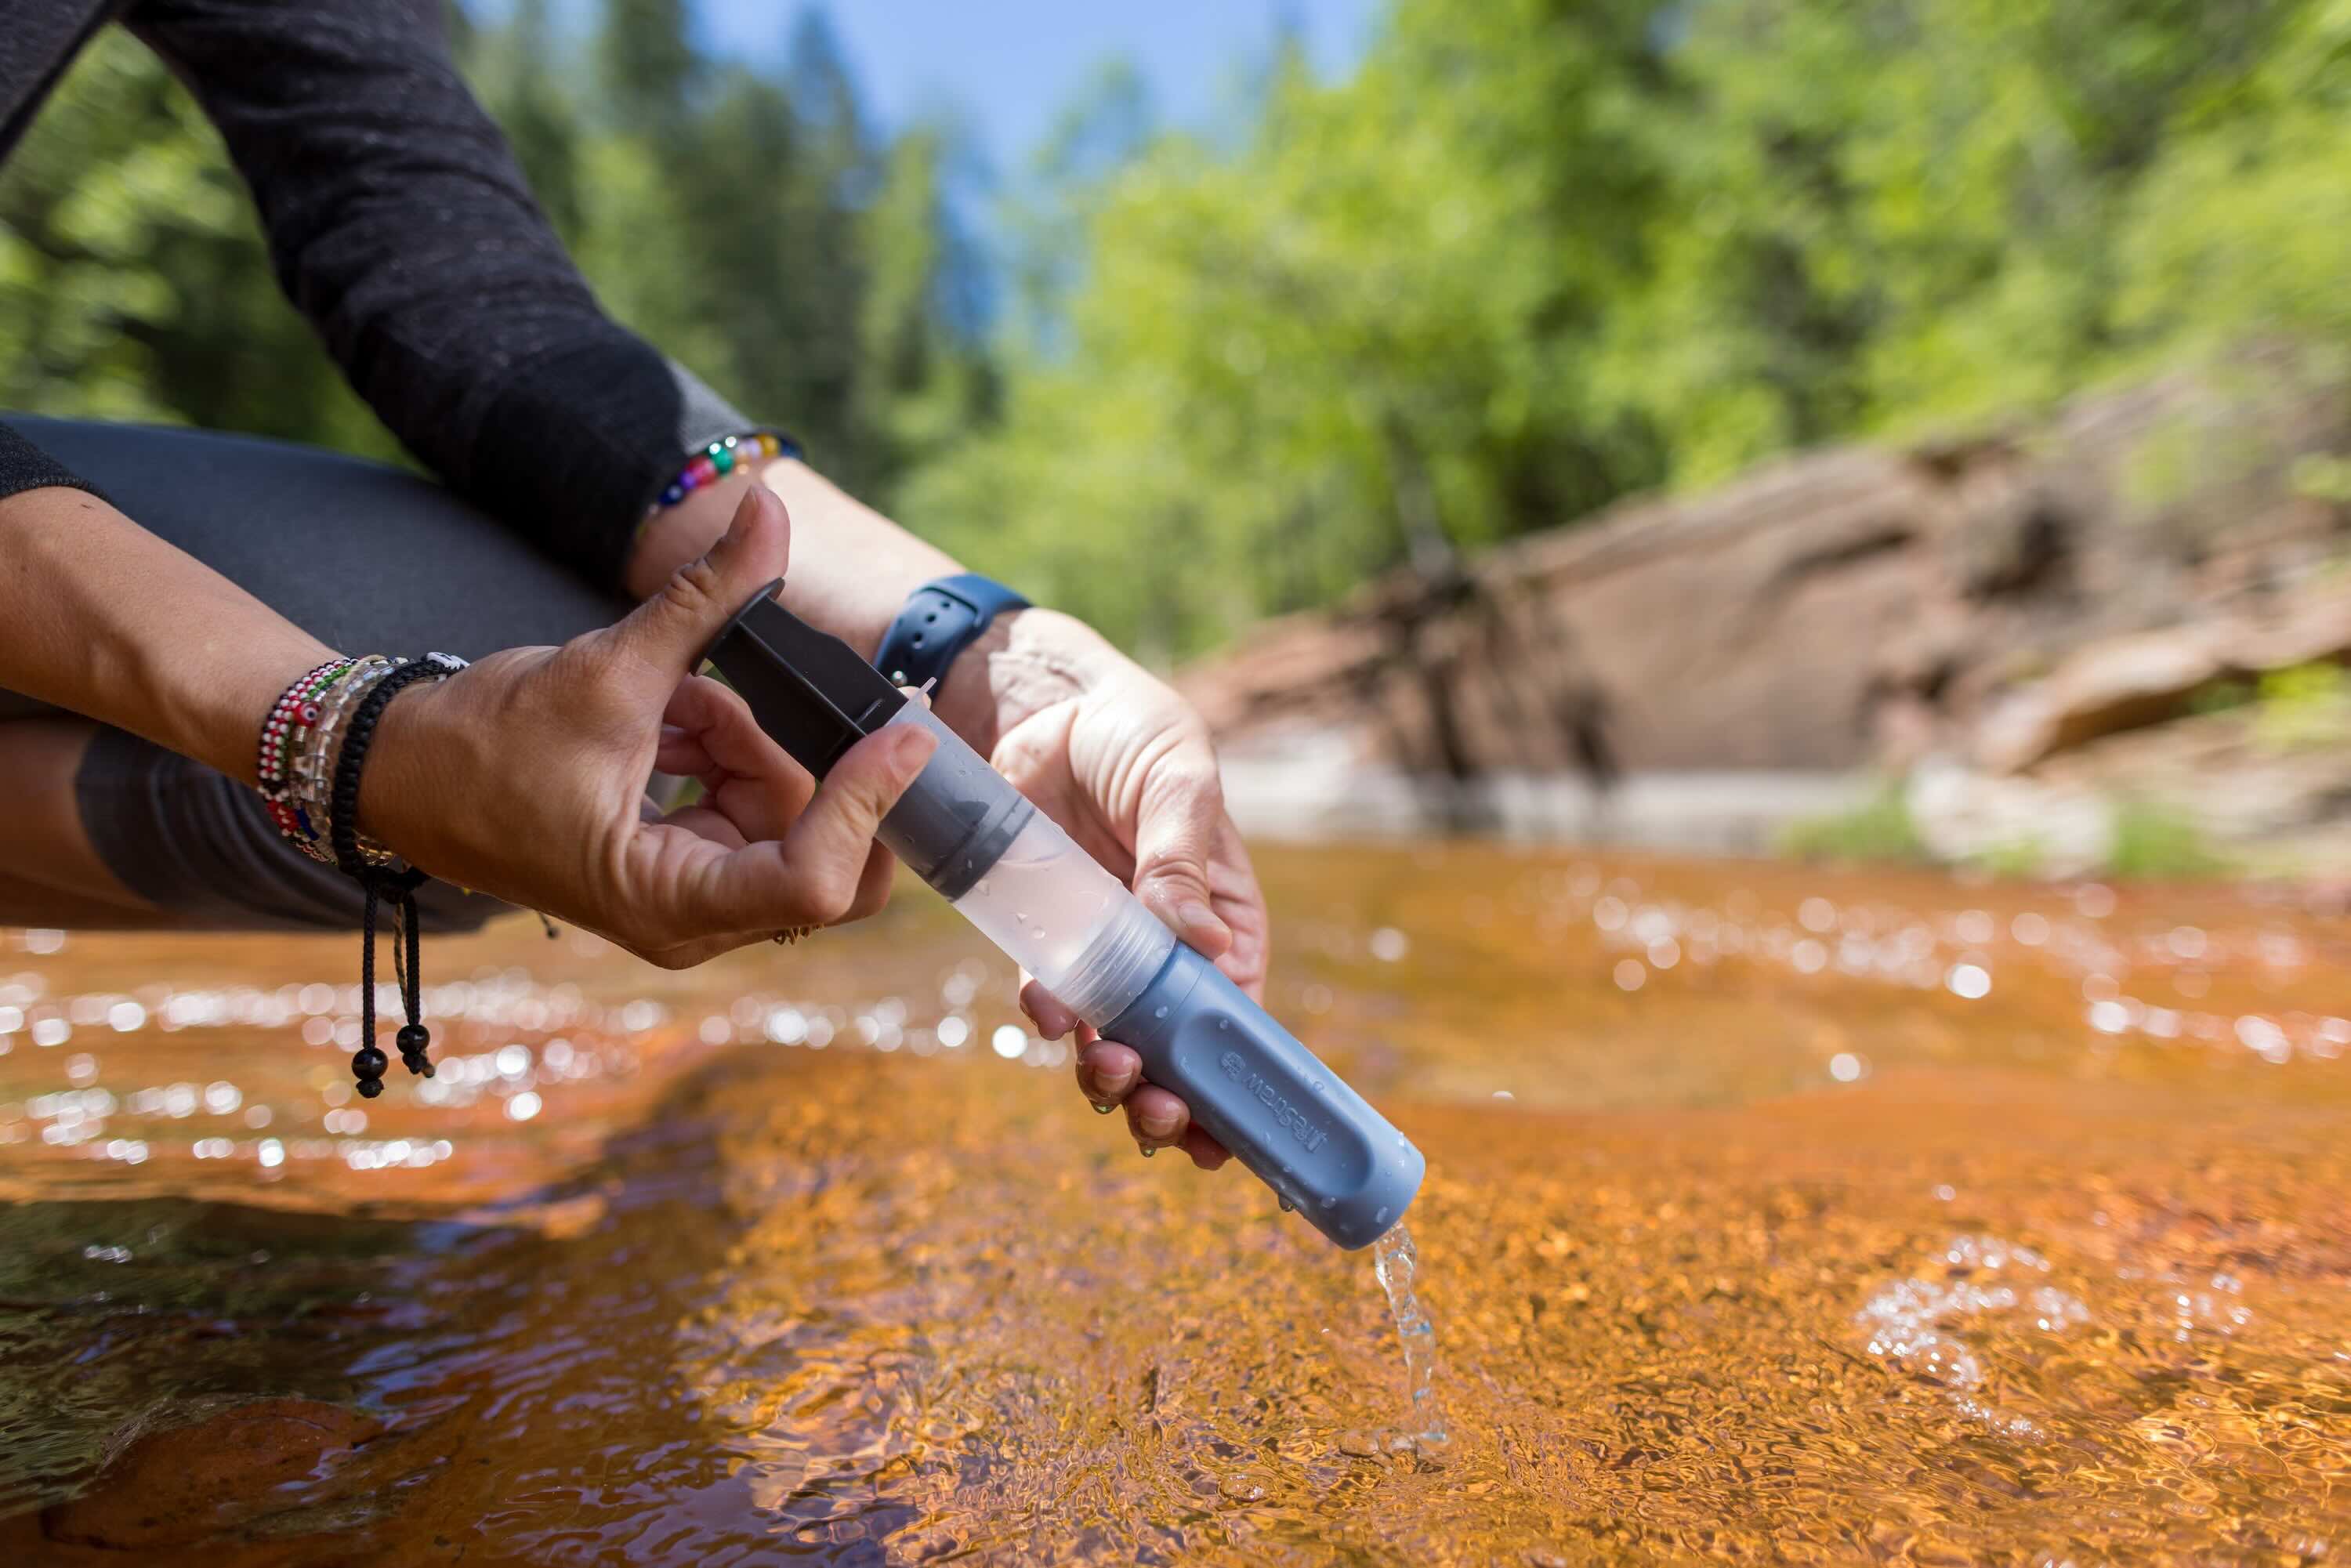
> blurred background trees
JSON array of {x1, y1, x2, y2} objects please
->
[{"x1": 3, "y1": 0, "x2": 2346, "y2": 657}]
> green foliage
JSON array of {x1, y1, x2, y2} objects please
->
[
  {"x1": 2184, "y1": 677, "x2": 2259, "y2": 717},
  {"x1": 0, "y1": 2, "x2": 989, "y2": 510},
  {"x1": 9, "y1": 0, "x2": 2351, "y2": 668},
  {"x1": 2253, "y1": 660, "x2": 2351, "y2": 751},
  {"x1": 2106, "y1": 798, "x2": 2231, "y2": 879},
  {"x1": 0, "y1": 30, "x2": 393, "y2": 456},
  {"x1": 911, "y1": 0, "x2": 2351, "y2": 655},
  {"x1": 1779, "y1": 782, "x2": 1930, "y2": 865},
  {"x1": 2291, "y1": 452, "x2": 2351, "y2": 505},
  {"x1": 1975, "y1": 838, "x2": 2052, "y2": 882}
]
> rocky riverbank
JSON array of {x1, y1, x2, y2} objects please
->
[{"x1": 1179, "y1": 350, "x2": 2351, "y2": 871}]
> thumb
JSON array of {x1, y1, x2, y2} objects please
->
[{"x1": 594, "y1": 484, "x2": 792, "y2": 703}]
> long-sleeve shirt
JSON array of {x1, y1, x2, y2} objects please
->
[{"x1": 0, "y1": 0, "x2": 749, "y2": 590}]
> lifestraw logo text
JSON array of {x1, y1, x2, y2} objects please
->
[{"x1": 1219, "y1": 1049, "x2": 1330, "y2": 1153}]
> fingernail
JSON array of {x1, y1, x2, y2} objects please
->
[
  {"x1": 1091, "y1": 1101, "x2": 1115, "y2": 1116},
  {"x1": 1100, "y1": 1066, "x2": 1136, "y2": 1098},
  {"x1": 1179, "y1": 902, "x2": 1221, "y2": 936},
  {"x1": 1139, "y1": 1111, "x2": 1179, "y2": 1140}
]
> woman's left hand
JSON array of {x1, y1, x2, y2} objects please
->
[{"x1": 934, "y1": 610, "x2": 1268, "y2": 1170}]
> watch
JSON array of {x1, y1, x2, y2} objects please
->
[{"x1": 873, "y1": 574, "x2": 1031, "y2": 693}]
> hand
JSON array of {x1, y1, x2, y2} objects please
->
[
  {"x1": 360, "y1": 489, "x2": 936, "y2": 968},
  {"x1": 940, "y1": 611, "x2": 1269, "y2": 1170}
]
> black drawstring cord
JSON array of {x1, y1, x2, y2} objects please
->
[
  {"x1": 350, "y1": 865, "x2": 430, "y2": 1097},
  {"x1": 394, "y1": 882, "x2": 433, "y2": 1077},
  {"x1": 331, "y1": 656, "x2": 459, "y2": 1099}
]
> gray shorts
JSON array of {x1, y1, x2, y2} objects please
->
[{"x1": 3, "y1": 416, "x2": 629, "y2": 932}]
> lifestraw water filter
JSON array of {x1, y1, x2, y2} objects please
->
[{"x1": 704, "y1": 584, "x2": 1425, "y2": 1248}]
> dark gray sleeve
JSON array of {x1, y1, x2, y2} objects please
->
[
  {"x1": 0, "y1": 420, "x2": 102, "y2": 506},
  {"x1": 123, "y1": 0, "x2": 750, "y2": 590}
]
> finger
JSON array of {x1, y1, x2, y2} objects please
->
[
  {"x1": 1021, "y1": 977, "x2": 1079, "y2": 1040},
  {"x1": 665, "y1": 674, "x2": 816, "y2": 839},
  {"x1": 1181, "y1": 1126, "x2": 1230, "y2": 1170},
  {"x1": 1074, "y1": 1037, "x2": 1140, "y2": 1110},
  {"x1": 654, "y1": 725, "x2": 719, "y2": 782},
  {"x1": 587, "y1": 486, "x2": 792, "y2": 708},
  {"x1": 662, "y1": 675, "x2": 794, "y2": 782},
  {"x1": 1125, "y1": 1083, "x2": 1190, "y2": 1153},
  {"x1": 835, "y1": 842, "x2": 897, "y2": 927},
  {"x1": 656, "y1": 802, "x2": 749, "y2": 850},
  {"x1": 1127, "y1": 727, "x2": 1233, "y2": 958},
  {"x1": 657, "y1": 719, "x2": 933, "y2": 933},
  {"x1": 1206, "y1": 817, "x2": 1271, "y2": 1001},
  {"x1": 773, "y1": 722, "x2": 936, "y2": 897}
]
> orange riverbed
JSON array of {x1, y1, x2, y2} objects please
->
[{"x1": 1, "y1": 845, "x2": 2346, "y2": 1563}]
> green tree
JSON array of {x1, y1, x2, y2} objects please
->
[{"x1": 0, "y1": 1, "x2": 996, "y2": 520}]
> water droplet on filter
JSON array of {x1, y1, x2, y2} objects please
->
[
  {"x1": 1154, "y1": 1006, "x2": 1168, "y2": 1019},
  {"x1": 976, "y1": 880, "x2": 990, "y2": 896},
  {"x1": 1217, "y1": 1018, "x2": 1230, "y2": 1030},
  {"x1": 1279, "y1": 1163, "x2": 1292, "y2": 1176},
  {"x1": 1375, "y1": 1207, "x2": 1390, "y2": 1225},
  {"x1": 1031, "y1": 925, "x2": 1045, "y2": 940},
  {"x1": 1320, "y1": 1196, "x2": 1336, "y2": 1209},
  {"x1": 1278, "y1": 1197, "x2": 1295, "y2": 1212}
]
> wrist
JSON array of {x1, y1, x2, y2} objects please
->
[
  {"x1": 759, "y1": 458, "x2": 964, "y2": 657},
  {"x1": 929, "y1": 607, "x2": 1100, "y2": 758}
]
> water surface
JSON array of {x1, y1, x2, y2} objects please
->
[{"x1": 1, "y1": 845, "x2": 2346, "y2": 1563}]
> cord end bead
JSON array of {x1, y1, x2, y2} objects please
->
[{"x1": 397, "y1": 1021, "x2": 433, "y2": 1076}]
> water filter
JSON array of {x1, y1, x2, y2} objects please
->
[{"x1": 704, "y1": 585, "x2": 1425, "y2": 1249}]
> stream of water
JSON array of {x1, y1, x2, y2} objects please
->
[
  {"x1": 2, "y1": 842, "x2": 2347, "y2": 1562},
  {"x1": 1371, "y1": 1222, "x2": 1447, "y2": 1449}
]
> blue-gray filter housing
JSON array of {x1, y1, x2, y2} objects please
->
[
  {"x1": 704, "y1": 585, "x2": 1425, "y2": 1249},
  {"x1": 1103, "y1": 944, "x2": 1424, "y2": 1250}
]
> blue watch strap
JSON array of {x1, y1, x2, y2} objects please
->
[{"x1": 874, "y1": 574, "x2": 1031, "y2": 691}]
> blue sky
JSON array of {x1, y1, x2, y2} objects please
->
[{"x1": 702, "y1": 0, "x2": 1380, "y2": 168}]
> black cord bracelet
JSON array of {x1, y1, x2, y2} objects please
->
[{"x1": 330, "y1": 654, "x2": 464, "y2": 1098}]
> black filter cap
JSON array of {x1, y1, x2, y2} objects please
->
[{"x1": 701, "y1": 580, "x2": 907, "y2": 778}]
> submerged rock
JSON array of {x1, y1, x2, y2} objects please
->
[{"x1": 42, "y1": 1399, "x2": 382, "y2": 1550}]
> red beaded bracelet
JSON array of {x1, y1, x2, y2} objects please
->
[
  {"x1": 257, "y1": 657, "x2": 352, "y2": 802},
  {"x1": 654, "y1": 430, "x2": 799, "y2": 509}
]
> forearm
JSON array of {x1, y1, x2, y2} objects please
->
[{"x1": 0, "y1": 488, "x2": 333, "y2": 783}]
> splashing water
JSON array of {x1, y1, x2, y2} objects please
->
[{"x1": 1372, "y1": 1221, "x2": 1447, "y2": 1447}]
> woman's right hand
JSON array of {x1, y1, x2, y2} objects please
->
[{"x1": 358, "y1": 487, "x2": 936, "y2": 968}]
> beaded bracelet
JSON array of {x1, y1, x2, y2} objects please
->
[
  {"x1": 653, "y1": 430, "x2": 800, "y2": 511},
  {"x1": 259, "y1": 655, "x2": 393, "y2": 864},
  {"x1": 292, "y1": 656, "x2": 404, "y2": 868},
  {"x1": 257, "y1": 657, "x2": 352, "y2": 847},
  {"x1": 255, "y1": 652, "x2": 466, "y2": 1096}
]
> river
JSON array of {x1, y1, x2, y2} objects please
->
[{"x1": 1, "y1": 843, "x2": 2345, "y2": 1563}]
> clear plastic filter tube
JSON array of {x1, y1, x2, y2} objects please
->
[
  {"x1": 702, "y1": 590, "x2": 1424, "y2": 1249},
  {"x1": 875, "y1": 706, "x2": 1425, "y2": 1250}
]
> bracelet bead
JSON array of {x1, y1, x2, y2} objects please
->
[{"x1": 645, "y1": 430, "x2": 799, "y2": 520}]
